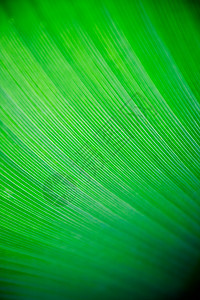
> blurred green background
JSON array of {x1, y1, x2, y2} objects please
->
[{"x1": 0, "y1": 0, "x2": 200, "y2": 299}]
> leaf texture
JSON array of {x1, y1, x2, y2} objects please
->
[{"x1": 0, "y1": 0, "x2": 200, "y2": 299}]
